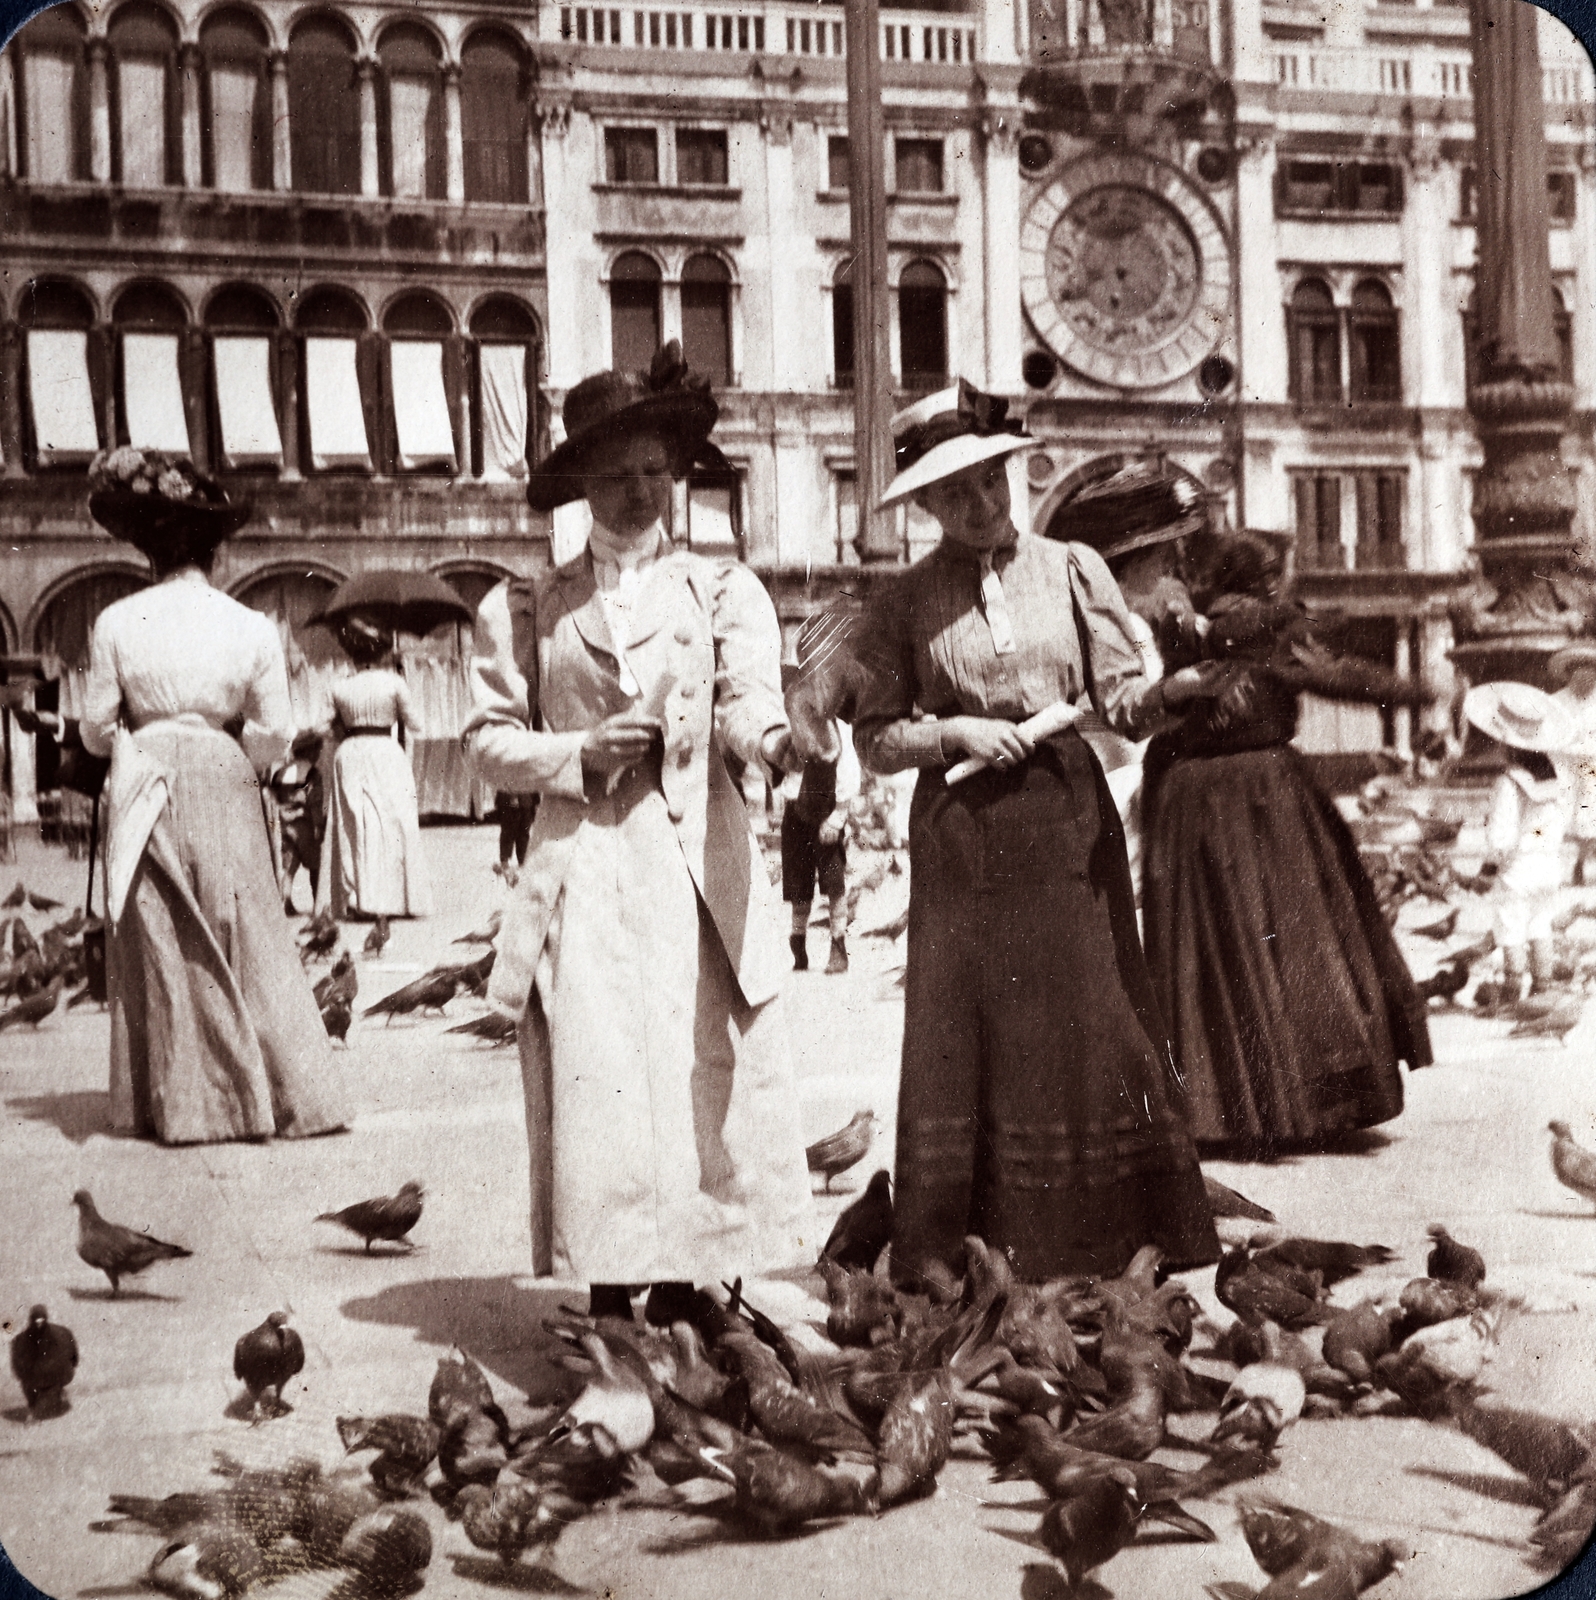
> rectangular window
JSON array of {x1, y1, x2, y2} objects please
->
[
  {"x1": 388, "y1": 74, "x2": 435, "y2": 200},
  {"x1": 1354, "y1": 470, "x2": 1405, "y2": 569},
  {"x1": 477, "y1": 343, "x2": 528, "y2": 481},
  {"x1": 1293, "y1": 473, "x2": 1343, "y2": 571},
  {"x1": 687, "y1": 480, "x2": 739, "y2": 554},
  {"x1": 1349, "y1": 319, "x2": 1401, "y2": 403},
  {"x1": 827, "y1": 135, "x2": 850, "y2": 192},
  {"x1": 834, "y1": 470, "x2": 858, "y2": 563},
  {"x1": 389, "y1": 341, "x2": 457, "y2": 470},
  {"x1": 1281, "y1": 160, "x2": 1334, "y2": 211},
  {"x1": 120, "y1": 332, "x2": 191, "y2": 454},
  {"x1": 212, "y1": 336, "x2": 283, "y2": 468},
  {"x1": 24, "y1": 51, "x2": 79, "y2": 183},
  {"x1": 1549, "y1": 170, "x2": 1577, "y2": 224},
  {"x1": 303, "y1": 337, "x2": 372, "y2": 470},
  {"x1": 26, "y1": 329, "x2": 100, "y2": 463},
  {"x1": 1347, "y1": 162, "x2": 1399, "y2": 212},
  {"x1": 1279, "y1": 159, "x2": 1402, "y2": 215},
  {"x1": 894, "y1": 137, "x2": 943, "y2": 193},
  {"x1": 676, "y1": 128, "x2": 728, "y2": 186},
  {"x1": 209, "y1": 64, "x2": 259, "y2": 192},
  {"x1": 118, "y1": 56, "x2": 168, "y2": 187},
  {"x1": 604, "y1": 126, "x2": 658, "y2": 184},
  {"x1": 832, "y1": 281, "x2": 855, "y2": 387}
]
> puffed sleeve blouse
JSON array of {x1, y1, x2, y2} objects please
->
[{"x1": 853, "y1": 534, "x2": 1174, "y2": 773}]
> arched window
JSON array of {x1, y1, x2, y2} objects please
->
[
  {"x1": 199, "y1": 8, "x2": 270, "y2": 192},
  {"x1": 13, "y1": 7, "x2": 89, "y2": 184},
  {"x1": 831, "y1": 260, "x2": 854, "y2": 389},
  {"x1": 108, "y1": 3, "x2": 181, "y2": 188},
  {"x1": 383, "y1": 291, "x2": 458, "y2": 471},
  {"x1": 378, "y1": 24, "x2": 443, "y2": 200},
  {"x1": 288, "y1": 16, "x2": 360, "y2": 196},
  {"x1": 899, "y1": 260, "x2": 947, "y2": 391},
  {"x1": 609, "y1": 253, "x2": 661, "y2": 373},
  {"x1": 205, "y1": 285, "x2": 282, "y2": 470},
  {"x1": 112, "y1": 281, "x2": 191, "y2": 455},
  {"x1": 295, "y1": 287, "x2": 371, "y2": 470},
  {"x1": 1288, "y1": 278, "x2": 1341, "y2": 404},
  {"x1": 19, "y1": 279, "x2": 101, "y2": 467},
  {"x1": 1348, "y1": 279, "x2": 1401, "y2": 403},
  {"x1": 681, "y1": 254, "x2": 732, "y2": 387},
  {"x1": 470, "y1": 296, "x2": 540, "y2": 480},
  {"x1": 460, "y1": 30, "x2": 529, "y2": 204}
]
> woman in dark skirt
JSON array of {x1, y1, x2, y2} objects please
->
[
  {"x1": 1141, "y1": 529, "x2": 1433, "y2": 1153},
  {"x1": 851, "y1": 382, "x2": 1222, "y2": 1284}
]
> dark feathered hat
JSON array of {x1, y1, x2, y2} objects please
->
[{"x1": 87, "y1": 448, "x2": 251, "y2": 558}]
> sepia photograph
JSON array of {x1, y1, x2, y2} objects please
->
[{"x1": 1, "y1": 0, "x2": 1596, "y2": 1591}]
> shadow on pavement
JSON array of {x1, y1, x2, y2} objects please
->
[
  {"x1": 449, "y1": 1555, "x2": 587, "y2": 1591},
  {"x1": 339, "y1": 1276, "x2": 580, "y2": 1402},
  {"x1": 1406, "y1": 1464, "x2": 1548, "y2": 1509},
  {"x1": 7, "y1": 1090, "x2": 114, "y2": 1143}
]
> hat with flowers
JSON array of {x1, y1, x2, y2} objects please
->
[{"x1": 87, "y1": 448, "x2": 252, "y2": 558}]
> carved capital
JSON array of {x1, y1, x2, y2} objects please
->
[
  {"x1": 442, "y1": 61, "x2": 462, "y2": 87},
  {"x1": 536, "y1": 100, "x2": 572, "y2": 138},
  {"x1": 85, "y1": 36, "x2": 110, "y2": 64},
  {"x1": 1408, "y1": 137, "x2": 1443, "y2": 181},
  {"x1": 981, "y1": 111, "x2": 1018, "y2": 155},
  {"x1": 355, "y1": 57, "x2": 378, "y2": 84},
  {"x1": 267, "y1": 48, "x2": 289, "y2": 77},
  {"x1": 758, "y1": 102, "x2": 794, "y2": 144}
]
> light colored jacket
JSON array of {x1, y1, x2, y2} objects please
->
[{"x1": 463, "y1": 547, "x2": 790, "y2": 1016}]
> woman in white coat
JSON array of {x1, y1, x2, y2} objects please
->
[{"x1": 464, "y1": 346, "x2": 812, "y2": 1323}]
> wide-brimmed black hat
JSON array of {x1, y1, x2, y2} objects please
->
[
  {"x1": 1049, "y1": 459, "x2": 1205, "y2": 563},
  {"x1": 527, "y1": 341, "x2": 722, "y2": 512},
  {"x1": 88, "y1": 448, "x2": 251, "y2": 557}
]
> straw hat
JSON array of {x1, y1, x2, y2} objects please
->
[
  {"x1": 1547, "y1": 640, "x2": 1596, "y2": 684},
  {"x1": 1463, "y1": 681, "x2": 1576, "y2": 752},
  {"x1": 88, "y1": 448, "x2": 251, "y2": 558},
  {"x1": 526, "y1": 341, "x2": 725, "y2": 512},
  {"x1": 877, "y1": 380, "x2": 1034, "y2": 509}
]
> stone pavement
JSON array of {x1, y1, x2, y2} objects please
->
[{"x1": 2, "y1": 822, "x2": 1596, "y2": 1600}]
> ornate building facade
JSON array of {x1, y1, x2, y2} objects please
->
[{"x1": 0, "y1": 0, "x2": 1592, "y2": 818}]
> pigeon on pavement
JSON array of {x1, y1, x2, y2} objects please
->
[
  {"x1": 1322, "y1": 1302, "x2": 1401, "y2": 1384},
  {"x1": 72, "y1": 1189, "x2": 193, "y2": 1295},
  {"x1": 145, "y1": 1525, "x2": 266, "y2": 1600},
  {"x1": 1038, "y1": 1468, "x2": 1144, "y2": 1589},
  {"x1": 1548, "y1": 1121, "x2": 1596, "y2": 1208},
  {"x1": 233, "y1": 1311, "x2": 305, "y2": 1422},
  {"x1": 1216, "y1": 1247, "x2": 1333, "y2": 1329},
  {"x1": 446, "y1": 1011, "x2": 518, "y2": 1045},
  {"x1": 313, "y1": 951, "x2": 358, "y2": 1010},
  {"x1": 454, "y1": 910, "x2": 502, "y2": 946},
  {"x1": 10, "y1": 1305, "x2": 78, "y2": 1418},
  {"x1": 0, "y1": 975, "x2": 64, "y2": 1029},
  {"x1": 321, "y1": 992, "x2": 353, "y2": 1043},
  {"x1": 316, "y1": 1181, "x2": 424, "y2": 1251},
  {"x1": 1426, "y1": 1224, "x2": 1486, "y2": 1288},
  {"x1": 1231, "y1": 1499, "x2": 1405, "y2": 1598},
  {"x1": 805, "y1": 1110, "x2": 876, "y2": 1192},
  {"x1": 1251, "y1": 1236, "x2": 1395, "y2": 1289},
  {"x1": 338, "y1": 1414, "x2": 441, "y2": 1498},
  {"x1": 363, "y1": 915, "x2": 391, "y2": 956},
  {"x1": 1203, "y1": 1177, "x2": 1277, "y2": 1223},
  {"x1": 1412, "y1": 907, "x2": 1459, "y2": 941},
  {"x1": 1212, "y1": 1364, "x2": 1306, "y2": 1451},
  {"x1": 1512, "y1": 998, "x2": 1585, "y2": 1043},
  {"x1": 820, "y1": 1169, "x2": 893, "y2": 1272},
  {"x1": 362, "y1": 969, "x2": 459, "y2": 1022}
]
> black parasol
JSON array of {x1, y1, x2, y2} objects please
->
[{"x1": 311, "y1": 569, "x2": 476, "y2": 636}]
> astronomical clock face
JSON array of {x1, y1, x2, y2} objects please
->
[{"x1": 1021, "y1": 151, "x2": 1231, "y2": 389}]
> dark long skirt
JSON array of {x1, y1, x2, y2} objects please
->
[
  {"x1": 1141, "y1": 742, "x2": 1430, "y2": 1151},
  {"x1": 895, "y1": 731, "x2": 1218, "y2": 1283}
]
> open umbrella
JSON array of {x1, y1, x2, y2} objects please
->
[{"x1": 311, "y1": 569, "x2": 475, "y2": 636}]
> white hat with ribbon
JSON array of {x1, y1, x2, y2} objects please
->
[
  {"x1": 1463, "y1": 680, "x2": 1576, "y2": 752},
  {"x1": 877, "y1": 380, "x2": 1035, "y2": 509}
]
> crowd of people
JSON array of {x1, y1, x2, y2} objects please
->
[{"x1": 36, "y1": 347, "x2": 1596, "y2": 1320}]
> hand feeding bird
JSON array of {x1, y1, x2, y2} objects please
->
[
  {"x1": 363, "y1": 914, "x2": 391, "y2": 956},
  {"x1": 821, "y1": 1168, "x2": 893, "y2": 1272},
  {"x1": 1426, "y1": 1224, "x2": 1486, "y2": 1288},
  {"x1": 10, "y1": 1305, "x2": 78, "y2": 1418},
  {"x1": 805, "y1": 1109, "x2": 876, "y2": 1192},
  {"x1": 1547, "y1": 1121, "x2": 1596, "y2": 1208},
  {"x1": 232, "y1": 1310, "x2": 305, "y2": 1422},
  {"x1": 0, "y1": 974, "x2": 64, "y2": 1029},
  {"x1": 72, "y1": 1189, "x2": 193, "y2": 1295},
  {"x1": 316, "y1": 1180, "x2": 424, "y2": 1251}
]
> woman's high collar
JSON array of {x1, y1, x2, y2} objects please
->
[{"x1": 589, "y1": 519, "x2": 666, "y2": 573}]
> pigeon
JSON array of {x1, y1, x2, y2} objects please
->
[
  {"x1": 454, "y1": 910, "x2": 502, "y2": 946},
  {"x1": 1412, "y1": 906, "x2": 1459, "y2": 940},
  {"x1": 145, "y1": 1525, "x2": 266, "y2": 1600},
  {"x1": 233, "y1": 1311, "x2": 305, "y2": 1422},
  {"x1": 1322, "y1": 1302, "x2": 1401, "y2": 1384},
  {"x1": 1443, "y1": 1391, "x2": 1595, "y2": 1497},
  {"x1": 552, "y1": 1332, "x2": 657, "y2": 1454},
  {"x1": 1416, "y1": 958, "x2": 1471, "y2": 1003},
  {"x1": 1203, "y1": 1176, "x2": 1276, "y2": 1223},
  {"x1": 457, "y1": 1480, "x2": 546, "y2": 1565},
  {"x1": 1548, "y1": 1121, "x2": 1596, "y2": 1208},
  {"x1": 72, "y1": 1189, "x2": 193, "y2": 1295},
  {"x1": 363, "y1": 969, "x2": 459, "y2": 1021},
  {"x1": 321, "y1": 992, "x2": 353, "y2": 1043},
  {"x1": 1216, "y1": 1247, "x2": 1333, "y2": 1329},
  {"x1": 336, "y1": 1505, "x2": 432, "y2": 1594},
  {"x1": 299, "y1": 909, "x2": 338, "y2": 958},
  {"x1": 1227, "y1": 1500, "x2": 1405, "y2": 1599},
  {"x1": 27, "y1": 889, "x2": 64, "y2": 912},
  {"x1": 1212, "y1": 1364, "x2": 1306, "y2": 1450},
  {"x1": 313, "y1": 951, "x2": 358, "y2": 1009},
  {"x1": 1, "y1": 881, "x2": 24, "y2": 908},
  {"x1": 815, "y1": 1255, "x2": 901, "y2": 1347},
  {"x1": 0, "y1": 975, "x2": 64, "y2": 1029},
  {"x1": 821, "y1": 1168, "x2": 893, "y2": 1272},
  {"x1": 9, "y1": 916, "x2": 38, "y2": 959},
  {"x1": 363, "y1": 915, "x2": 391, "y2": 956},
  {"x1": 1513, "y1": 998, "x2": 1585, "y2": 1043},
  {"x1": 875, "y1": 1369, "x2": 955, "y2": 1506},
  {"x1": 698, "y1": 1433, "x2": 877, "y2": 1533},
  {"x1": 10, "y1": 1305, "x2": 78, "y2": 1418},
  {"x1": 338, "y1": 1414, "x2": 441, "y2": 1498},
  {"x1": 1252, "y1": 1236, "x2": 1395, "y2": 1289},
  {"x1": 805, "y1": 1109, "x2": 876, "y2": 1192},
  {"x1": 864, "y1": 908, "x2": 909, "y2": 940},
  {"x1": 446, "y1": 1010, "x2": 519, "y2": 1045},
  {"x1": 1038, "y1": 1468, "x2": 1144, "y2": 1589},
  {"x1": 1426, "y1": 1224, "x2": 1486, "y2": 1288},
  {"x1": 316, "y1": 1181, "x2": 425, "y2": 1251}
]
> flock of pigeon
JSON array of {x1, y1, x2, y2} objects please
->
[
  {"x1": 0, "y1": 879, "x2": 94, "y2": 1030},
  {"x1": 17, "y1": 1143, "x2": 1596, "y2": 1598}
]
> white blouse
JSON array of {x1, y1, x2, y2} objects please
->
[{"x1": 80, "y1": 570, "x2": 294, "y2": 767}]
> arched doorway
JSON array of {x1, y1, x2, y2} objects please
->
[{"x1": 232, "y1": 567, "x2": 347, "y2": 733}]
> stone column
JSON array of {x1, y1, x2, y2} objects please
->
[
  {"x1": 1234, "y1": 119, "x2": 1288, "y2": 404},
  {"x1": 277, "y1": 328, "x2": 301, "y2": 480},
  {"x1": 980, "y1": 105, "x2": 1023, "y2": 390},
  {"x1": 269, "y1": 51, "x2": 291, "y2": 191},
  {"x1": 1402, "y1": 134, "x2": 1449, "y2": 410},
  {"x1": 357, "y1": 58, "x2": 380, "y2": 198},
  {"x1": 443, "y1": 63, "x2": 464, "y2": 202},
  {"x1": 757, "y1": 100, "x2": 795, "y2": 392},
  {"x1": 0, "y1": 322, "x2": 23, "y2": 476},
  {"x1": 180, "y1": 42, "x2": 203, "y2": 187},
  {"x1": 87, "y1": 38, "x2": 111, "y2": 183}
]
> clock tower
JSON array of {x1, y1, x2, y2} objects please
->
[{"x1": 1015, "y1": 0, "x2": 1243, "y2": 537}]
